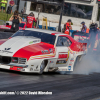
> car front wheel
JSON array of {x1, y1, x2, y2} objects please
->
[{"x1": 39, "y1": 60, "x2": 48, "y2": 74}]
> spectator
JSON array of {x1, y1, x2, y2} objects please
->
[
  {"x1": 81, "y1": 21, "x2": 87, "y2": 33},
  {"x1": 0, "y1": 0, "x2": 7, "y2": 12},
  {"x1": 9, "y1": 0, "x2": 15, "y2": 14},
  {"x1": 21, "y1": 9, "x2": 24, "y2": 16},
  {"x1": 9, "y1": 10, "x2": 22, "y2": 32},
  {"x1": 63, "y1": 19, "x2": 72, "y2": 35},
  {"x1": 89, "y1": 23, "x2": 98, "y2": 50},
  {"x1": 26, "y1": 12, "x2": 37, "y2": 28}
]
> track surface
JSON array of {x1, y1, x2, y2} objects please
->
[{"x1": 0, "y1": 69, "x2": 100, "y2": 100}]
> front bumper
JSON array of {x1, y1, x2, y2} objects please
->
[
  {"x1": 0, "y1": 64, "x2": 29, "y2": 72},
  {"x1": 7, "y1": 63, "x2": 28, "y2": 68},
  {"x1": 0, "y1": 63, "x2": 28, "y2": 69}
]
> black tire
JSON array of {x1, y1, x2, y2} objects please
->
[
  {"x1": 74, "y1": 57, "x2": 78, "y2": 68},
  {"x1": 39, "y1": 60, "x2": 48, "y2": 74}
]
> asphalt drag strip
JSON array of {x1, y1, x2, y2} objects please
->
[{"x1": 0, "y1": 69, "x2": 99, "y2": 100}]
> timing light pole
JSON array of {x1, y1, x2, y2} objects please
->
[{"x1": 58, "y1": 0, "x2": 64, "y2": 32}]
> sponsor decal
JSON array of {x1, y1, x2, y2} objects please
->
[
  {"x1": 0, "y1": 51, "x2": 13, "y2": 53},
  {"x1": 29, "y1": 41, "x2": 33, "y2": 44},
  {"x1": 49, "y1": 49, "x2": 53, "y2": 53},
  {"x1": 41, "y1": 51, "x2": 44, "y2": 53},
  {"x1": 58, "y1": 68, "x2": 67, "y2": 71},
  {"x1": 29, "y1": 40, "x2": 40, "y2": 44},
  {"x1": 71, "y1": 58, "x2": 74, "y2": 60},
  {"x1": 50, "y1": 61, "x2": 54, "y2": 63},
  {"x1": 17, "y1": 68, "x2": 23, "y2": 71},
  {"x1": 30, "y1": 49, "x2": 56, "y2": 60},
  {"x1": 0, "y1": 48, "x2": 13, "y2": 53},
  {"x1": 44, "y1": 50, "x2": 49, "y2": 53},
  {"x1": 29, "y1": 21, "x2": 32, "y2": 24},
  {"x1": 5, "y1": 48, "x2": 11, "y2": 50},
  {"x1": 41, "y1": 50, "x2": 49, "y2": 54},
  {"x1": 73, "y1": 52, "x2": 75, "y2": 56},
  {"x1": 70, "y1": 58, "x2": 74, "y2": 62},
  {"x1": 68, "y1": 66, "x2": 71, "y2": 71},
  {"x1": 56, "y1": 60, "x2": 66, "y2": 64},
  {"x1": 69, "y1": 64, "x2": 72, "y2": 66}
]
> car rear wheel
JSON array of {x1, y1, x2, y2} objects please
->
[{"x1": 73, "y1": 56, "x2": 82, "y2": 69}]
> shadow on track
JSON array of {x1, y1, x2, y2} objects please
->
[{"x1": 0, "y1": 68, "x2": 61, "y2": 76}]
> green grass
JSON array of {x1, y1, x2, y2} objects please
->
[
  {"x1": 0, "y1": 0, "x2": 10, "y2": 22},
  {"x1": 0, "y1": 12, "x2": 12, "y2": 22}
]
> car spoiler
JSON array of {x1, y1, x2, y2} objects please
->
[
  {"x1": 71, "y1": 31, "x2": 90, "y2": 43},
  {"x1": 72, "y1": 31, "x2": 89, "y2": 38}
]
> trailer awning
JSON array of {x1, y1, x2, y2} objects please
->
[{"x1": 21, "y1": 0, "x2": 62, "y2": 5}]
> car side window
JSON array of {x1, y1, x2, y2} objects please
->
[{"x1": 56, "y1": 36, "x2": 72, "y2": 47}]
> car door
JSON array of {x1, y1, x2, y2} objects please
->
[{"x1": 55, "y1": 36, "x2": 72, "y2": 67}]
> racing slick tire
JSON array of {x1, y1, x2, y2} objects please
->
[
  {"x1": 72, "y1": 56, "x2": 82, "y2": 70},
  {"x1": 39, "y1": 60, "x2": 48, "y2": 74}
]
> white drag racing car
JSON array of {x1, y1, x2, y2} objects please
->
[{"x1": 0, "y1": 28, "x2": 87, "y2": 74}]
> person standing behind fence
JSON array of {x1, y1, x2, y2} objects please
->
[
  {"x1": 9, "y1": 0, "x2": 15, "y2": 14},
  {"x1": 0, "y1": 0, "x2": 7, "y2": 12},
  {"x1": 63, "y1": 19, "x2": 72, "y2": 35},
  {"x1": 81, "y1": 21, "x2": 87, "y2": 33}
]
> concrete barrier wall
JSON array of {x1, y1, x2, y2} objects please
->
[{"x1": 0, "y1": 32, "x2": 14, "y2": 39}]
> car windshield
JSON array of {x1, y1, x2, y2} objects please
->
[{"x1": 12, "y1": 30, "x2": 56, "y2": 45}]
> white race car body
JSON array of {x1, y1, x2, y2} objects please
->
[{"x1": 0, "y1": 28, "x2": 87, "y2": 73}]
